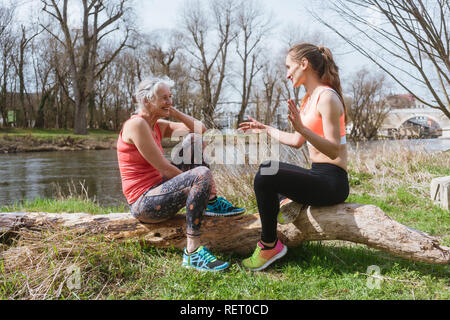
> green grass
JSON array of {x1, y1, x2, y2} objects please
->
[
  {"x1": 0, "y1": 198, "x2": 127, "y2": 215},
  {"x1": 2, "y1": 235, "x2": 447, "y2": 300},
  {"x1": 0, "y1": 147, "x2": 449, "y2": 300},
  {"x1": 0, "y1": 128, "x2": 118, "y2": 140}
]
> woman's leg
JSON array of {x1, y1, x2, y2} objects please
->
[
  {"x1": 130, "y1": 166, "x2": 212, "y2": 251},
  {"x1": 243, "y1": 160, "x2": 350, "y2": 272},
  {"x1": 254, "y1": 161, "x2": 346, "y2": 245},
  {"x1": 172, "y1": 133, "x2": 217, "y2": 196},
  {"x1": 243, "y1": 161, "x2": 348, "y2": 271},
  {"x1": 172, "y1": 133, "x2": 245, "y2": 216},
  {"x1": 131, "y1": 166, "x2": 229, "y2": 271}
]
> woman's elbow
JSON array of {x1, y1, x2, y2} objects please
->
[
  {"x1": 328, "y1": 146, "x2": 340, "y2": 160},
  {"x1": 329, "y1": 153, "x2": 339, "y2": 160},
  {"x1": 160, "y1": 166, "x2": 179, "y2": 180},
  {"x1": 292, "y1": 137, "x2": 305, "y2": 149},
  {"x1": 294, "y1": 142, "x2": 304, "y2": 149}
]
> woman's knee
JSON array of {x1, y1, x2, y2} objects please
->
[
  {"x1": 254, "y1": 161, "x2": 277, "y2": 189},
  {"x1": 191, "y1": 165, "x2": 213, "y2": 187},
  {"x1": 131, "y1": 205, "x2": 176, "y2": 224},
  {"x1": 133, "y1": 213, "x2": 171, "y2": 224}
]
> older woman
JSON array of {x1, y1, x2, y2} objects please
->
[
  {"x1": 239, "y1": 43, "x2": 350, "y2": 271},
  {"x1": 117, "y1": 77, "x2": 244, "y2": 272}
]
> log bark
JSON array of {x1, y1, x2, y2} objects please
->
[{"x1": 1, "y1": 203, "x2": 448, "y2": 265}]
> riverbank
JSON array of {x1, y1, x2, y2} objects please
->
[
  {"x1": 0, "y1": 134, "x2": 119, "y2": 153},
  {"x1": 1, "y1": 146, "x2": 449, "y2": 300},
  {"x1": 0, "y1": 128, "x2": 185, "y2": 153},
  {"x1": 0, "y1": 128, "x2": 118, "y2": 153}
]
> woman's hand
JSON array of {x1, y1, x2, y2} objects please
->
[
  {"x1": 287, "y1": 99, "x2": 305, "y2": 134},
  {"x1": 168, "y1": 106, "x2": 179, "y2": 119},
  {"x1": 163, "y1": 106, "x2": 206, "y2": 136},
  {"x1": 238, "y1": 116, "x2": 266, "y2": 133}
]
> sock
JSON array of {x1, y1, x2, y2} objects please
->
[
  {"x1": 186, "y1": 246, "x2": 200, "y2": 254},
  {"x1": 260, "y1": 239, "x2": 278, "y2": 250},
  {"x1": 208, "y1": 196, "x2": 218, "y2": 204}
]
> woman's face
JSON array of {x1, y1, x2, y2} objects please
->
[
  {"x1": 285, "y1": 54, "x2": 306, "y2": 88},
  {"x1": 147, "y1": 84, "x2": 173, "y2": 118}
]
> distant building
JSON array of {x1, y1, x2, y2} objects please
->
[
  {"x1": 386, "y1": 93, "x2": 432, "y2": 110},
  {"x1": 0, "y1": 92, "x2": 40, "y2": 127},
  {"x1": 386, "y1": 93, "x2": 415, "y2": 109}
]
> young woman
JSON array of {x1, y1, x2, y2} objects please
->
[
  {"x1": 239, "y1": 43, "x2": 350, "y2": 271},
  {"x1": 117, "y1": 77, "x2": 244, "y2": 272}
]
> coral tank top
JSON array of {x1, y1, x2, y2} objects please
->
[
  {"x1": 117, "y1": 115, "x2": 164, "y2": 204},
  {"x1": 300, "y1": 87, "x2": 346, "y2": 145}
]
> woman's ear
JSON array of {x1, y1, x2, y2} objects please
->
[
  {"x1": 144, "y1": 96, "x2": 153, "y2": 107},
  {"x1": 301, "y1": 57, "x2": 309, "y2": 71}
]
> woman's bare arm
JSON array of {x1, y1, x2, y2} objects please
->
[
  {"x1": 124, "y1": 117, "x2": 182, "y2": 179},
  {"x1": 239, "y1": 115, "x2": 306, "y2": 148}
]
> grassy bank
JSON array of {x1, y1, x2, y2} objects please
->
[
  {"x1": 0, "y1": 128, "x2": 185, "y2": 152},
  {"x1": 0, "y1": 145, "x2": 449, "y2": 300},
  {"x1": 0, "y1": 128, "x2": 119, "y2": 153},
  {"x1": 0, "y1": 128, "x2": 119, "y2": 139}
]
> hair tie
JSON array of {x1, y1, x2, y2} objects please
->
[{"x1": 317, "y1": 46, "x2": 325, "y2": 54}]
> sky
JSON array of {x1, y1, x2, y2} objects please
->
[
  {"x1": 132, "y1": 0, "x2": 442, "y2": 103},
  {"x1": 12, "y1": 0, "x2": 377, "y2": 77},
  {"x1": 11, "y1": 0, "x2": 424, "y2": 98},
  {"x1": 132, "y1": 0, "x2": 378, "y2": 80},
  {"x1": 134, "y1": 0, "x2": 314, "y2": 31}
]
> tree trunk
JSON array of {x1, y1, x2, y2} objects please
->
[
  {"x1": 35, "y1": 90, "x2": 50, "y2": 129},
  {"x1": 1, "y1": 203, "x2": 448, "y2": 265},
  {"x1": 73, "y1": 87, "x2": 88, "y2": 135}
]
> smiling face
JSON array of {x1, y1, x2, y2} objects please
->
[
  {"x1": 147, "y1": 83, "x2": 173, "y2": 118},
  {"x1": 285, "y1": 54, "x2": 307, "y2": 88}
]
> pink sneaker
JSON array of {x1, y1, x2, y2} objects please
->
[{"x1": 242, "y1": 239, "x2": 287, "y2": 271}]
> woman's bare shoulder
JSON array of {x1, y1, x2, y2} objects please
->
[
  {"x1": 124, "y1": 116, "x2": 148, "y2": 130},
  {"x1": 317, "y1": 90, "x2": 343, "y2": 114}
]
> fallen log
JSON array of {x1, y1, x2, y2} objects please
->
[{"x1": 1, "y1": 203, "x2": 448, "y2": 265}]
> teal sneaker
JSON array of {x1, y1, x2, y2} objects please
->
[
  {"x1": 182, "y1": 246, "x2": 230, "y2": 271},
  {"x1": 205, "y1": 196, "x2": 246, "y2": 217}
]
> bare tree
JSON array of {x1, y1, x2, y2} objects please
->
[
  {"x1": 143, "y1": 30, "x2": 184, "y2": 77},
  {"x1": 142, "y1": 30, "x2": 198, "y2": 115},
  {"x1": 249, "y1": 53, "x2": 285, "y2": 127},
  {"x1": 311, "y1": 0, "x2": 450, "y2": 119},
  {"x1": 0, "y1": 2, "x2": 15, "y2": 127},
  {"x1": 181, "y1": 0, "x2": 238, "y2": 127},
  {"x1": 41, "y1": 0, "x2": 132, "y2": 134},
  {"x1": 31, "y1": 31, "x2": 56, "y2": 129},
  {"x1": 233, "y1": 0, "x2": 272, "y2": 125},
  {"x1": 347, "y1": 68, "x2": 390, "y2": 141},
  {"x1": 10, "y1": 25, "x2": 43, "y2": 127}
]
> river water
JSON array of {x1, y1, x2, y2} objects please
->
[{"x1": 0, "y1": 138, "x2": 449, "y2": 207}]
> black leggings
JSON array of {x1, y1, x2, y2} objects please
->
[{"x1": 254, "y1": 161, "x2": 349, "y2": 243}]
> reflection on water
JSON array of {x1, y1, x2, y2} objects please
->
[
  {"x1": 0, "y1": 138, "x2": 448, "y2": 206},
  {"x1": 0, "y1": 150, "x2": 125, "y2": 206}
]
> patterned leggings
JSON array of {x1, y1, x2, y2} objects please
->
[{"x1": 130, "y1": 134, "x2": 212, "y2": 237}]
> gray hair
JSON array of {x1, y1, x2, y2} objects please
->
[{"x1": 132, "y1": 76, "x2": 175, "y2": 114}]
